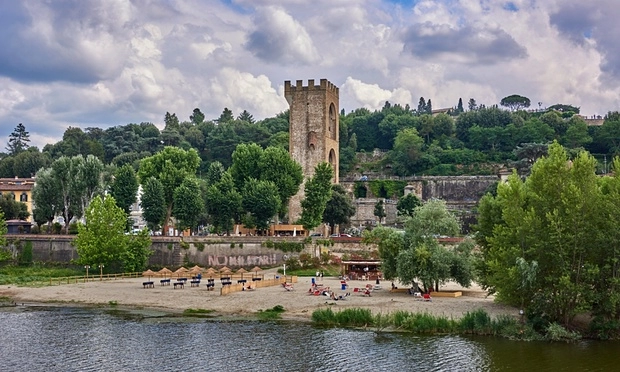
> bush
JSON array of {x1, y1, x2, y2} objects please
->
[
  {"x1": 19, "y1": 241, "x2": 33, "y2": 266},
  {"x1": 459, "y1": 309, "x2": 492, "y2": 335},
  {"x1": 546, "y1": 323, "x2": 581, "y2": 342},
  {"x1": 195, "y1": 242, "x2": 205, "y2": 252}
]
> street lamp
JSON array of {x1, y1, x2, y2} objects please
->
[
  {"x1": 98, "y1": 264, "x2": 104, "y2": 281},
  {"x1": 84, "y1": 265, "x2": 90, "y2": 282}
]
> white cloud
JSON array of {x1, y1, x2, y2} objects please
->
[{"x1": 0, "y1": 0, "x2": 619, "y2": 149}]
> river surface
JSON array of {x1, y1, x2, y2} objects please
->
[{"x1": 0, "y1": 306, "x2": 617, "y2": 371}]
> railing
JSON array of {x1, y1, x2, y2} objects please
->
[{"x1": 47, "y1": 272, "x2": 142, "y2": 286}]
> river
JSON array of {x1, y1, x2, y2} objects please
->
[{"x1": 0, "y1": 306, "x2": 617, "y2": 371}]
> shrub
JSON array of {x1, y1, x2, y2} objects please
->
[
  {"x1": 334, "y1": 308, "x2": 374, "y2": 327},
  {"x1": 195, "y1": 242, "x2": 205, "y2": 252},
  {"x1": 257, "y1": 305, "x2": 286, "y2": 320},
  {"x1": 311, "y1": 308, "x2": 336, "y2": 325},
  {"x1": 460, "y1": 309, "x2": 492, "y2": 335},
  {"x1": 546, "y1": 323, "x2": 581, "y2": 342}
]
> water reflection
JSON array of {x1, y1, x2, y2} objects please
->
[{"x1": 0, "y1": 306, "x2": 617, "y2": 372}]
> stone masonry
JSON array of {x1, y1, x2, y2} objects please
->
[{"x1": 286, "y1": 79, "x2": 340, "y2": 222}]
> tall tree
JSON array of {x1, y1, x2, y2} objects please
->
[
  {"x1": 457, "y1": 98, "x2": 464, "y2": 113},
  {"x1": 205, "y1": 172, "x2": 241, "y2": 235},
  {"x1": 139, "y1": 177, "x2": 166, "y2": 232},
  {"x1": 6, "y1": 123, "x2": 30, "y2": 155},
  {"x1": 417, "y1": 97, "x2": 427, "y2": 115},
  {"x1": 299, "y1": 162, "x2": 333, "y2": 230},
  {"x1": 323, "y1": 184, "x2": 356, "y2": 234},
  {"x1": 237, "y1": 110, "x2": 255, "y2": 124},
  {"x1": 468, "y1": 98, "x2": 477, "y2": 111},
  {"x1": 164, "y1": 112, "x2": 180, "y2": 130},
  {"x1": 31, "y1": 168, "x2": 63, "y2": 227},
  {"x1": 137, "y1": 146, "x2": 200, "y2": 234},
  {"x1": 189, "y1": 108, "x2": 205, "y2": 125},
  {"x1": 172, "y1": 177, "x2": 204, "y2": 232},
  {"x1": 74, "y1": 195, "x2": 151, "y2": 272},
  {"x1": 110, "y1": 164, "x2": 139, "y2": 214},
  {"x1": 241, "y1": 178, "x2": 281, "y2": 231},
  {"x1": 217, "y1": 108, "x2": 234, "y2": 124},
  {"x1": 476, "y1": 142, "x2": 609, "y2": 326}
]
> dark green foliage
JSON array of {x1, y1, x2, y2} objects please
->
[
  {"x1": 257, "y1": 305, "x2": 286, "y2": 320},
  {"x1": 19, "y1": 241, "x2": 33, "y2": 266}
]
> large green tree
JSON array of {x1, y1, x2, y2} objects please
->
[
  {"x1": 0, "y1": 197, "x2": 29, "y2": 220},
  {"x1": 205, "y1": 172, "x2": 242, "y2": 235},
  {"x1": 172, "y1": 177, "x2": 204, "y2": 232},
  {"x1": 476, "y1": 142, "x2": 617, "y2": 327},
  {"x1": 139, "y1": 177, "x2": 166, "y2": 232},
  {"x1": 241, "y1": 178, "x2": 281, "y2": 231},
  {"x1": 75, "y1": 195, "x2": 151, "y2": 272},
  {"x1": 137, "y1": 146, "x2": 200, "y2": 234},
  {"x1": 500, "y1": 94, "x2": 531, "y2": 111},
  {"x1": 323, "y1": 184, "x2": 356, "y2": 234},
  {"x1": 299, "y1": 162, "x2": 333, "y2": 230},
  {"x1": 109, "y1": 164, "x2": 139, "y2": 215}
]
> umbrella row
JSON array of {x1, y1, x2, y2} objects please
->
[{"x1": 143, "y1": 266, "x2": 263, "y2": 279}]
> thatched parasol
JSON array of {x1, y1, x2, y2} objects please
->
[
  {"x1": 174, "y1": 267, "x2": 189, "y2": 278},
  {"x1": 142, "y1": 269, "x2": 156, "y2": 280},
  {"x1": 236, "y1": 267, "x2": 248, "y2": 279},
  {"x1": 189, "y1": 266, "x2": 204, "y2": 274},
  {"x1": 251, "y1": 266, "x2": 262, "y2": 279},
  {"x1": 220, "y1": 268, "x2": 232, "y2": 279},
  {"x1": 158, "y1": 267, "x2": 173, "y2": 278},
  {"x1": 205, "y1": 267, "x2": 217, "y2": 278},
  {"x1": 219, "y1": 266, "x2": 231, "y2": 273}
]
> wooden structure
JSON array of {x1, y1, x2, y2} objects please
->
[{"x1": 341, "y1": 260, "x2": 382, "y2": 281}]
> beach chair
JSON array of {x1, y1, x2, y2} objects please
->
[
  {"x1": 282, "y1": 282, "x2": 294, "y2": 291},
  {"x1": 423, "y1": 293, "x2": 432, "y2": 302}
]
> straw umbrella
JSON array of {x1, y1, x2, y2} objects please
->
[
  {"x1": 142, "y1": 269, "x2": 156, "y2": 281},
  {"x1": 220, "y1": 268, "x2": 232, "y2": 280},
  {"x1": 174, "y1": 267, "x2": 189, "y2": 278},
  {"x1": 219, "y1": 266, "x2": 231, "y2": 273},
  {"x1": 251, "y1": 266, "x2": 262, "y2": 280},
  {"x1": 205, "y1": 267, "x2": 217, "y2": 279},
  {"x1": 236, "y1": 267, "x2": 248, "y2": 280},
  {"x1": 158, "y1": 267, "x2": 173, "y2": 279}
]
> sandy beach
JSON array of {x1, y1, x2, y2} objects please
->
[{"x1": 0, "y1": 271, "x2": 517, "y2": 321}]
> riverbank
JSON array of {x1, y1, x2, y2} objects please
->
[{"x1": 0, "y1": 271, "x2": 517, "y2": 321}]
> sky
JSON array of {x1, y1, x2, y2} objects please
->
[{"x1": 0, "y1": 0, "x2": 618, "y2": 150}]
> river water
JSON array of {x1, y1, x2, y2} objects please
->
[{"x1": 0, "y1": 306, "x2": 617, "y2": 371}]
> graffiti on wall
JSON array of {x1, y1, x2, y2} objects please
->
[{"x1": 208, "y1": 254, "x2": 278, "y2": 267}]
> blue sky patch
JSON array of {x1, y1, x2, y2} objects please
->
[{"x1": 503, "y1": 2, "x2": 519, "y2": 12}]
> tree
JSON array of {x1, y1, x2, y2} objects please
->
[
  {"x1": 426, "y1": 99, "x2": 432, "y2": 114},
  {"x1": 476, "y1": 142, "x2": 609, "y2": 326},
  {"x1": 137, "y1": 146, "x2": 200, "y2": 234},
  {"x1": 405, "y1": 199, "x2": 460, "y2": 245},
  {"x1": 205, "y1": 172, "x2": 242, "y2": 235},
  {"x1": 139, "y1": 177, "x2": 166, "y2": 231},
  {"x1": 0, "y1": 197, "x2": 29, "y2": 220},
  {"x1": 230, "y1": 144, "x2": 302, "y2": 217},
  {"x1": 241, "y1": 178, "x2": 281, "y2": 231},
  {"x1": 500, "y1": 94, "x2": 531, "y2": 111},
  {"x1": 468, "y1": 98, "x2": 477, "y2": 111},
  {"x1": 396, "y1": 193, "x2": 421, "y2": 218},
  {"x1": 217, "y1": 108, "x2": 234, "y2": 124},
  {"x1": 299, "y1": 162, "x2": 333, "y2": 230},
  {"x1": 417, "y1": 97, "x2": 427, "y2": 115},
  {"x1": 6, "y1": 123, "x2": 30, "y2": 155},
  {"x1": 205, "y1": 161, "x2": 225, "y2": 186},
  {"x1": 74, "y1": 195, "x2": 151, "y2": 272},
  {"x1": 110, "y1": 164, "x2": 139, "y2": 215},
  {"x1": 388, "y1": 128, "x2": 424, "y2": 176},
  {"x1": 374, "y1": 199, "x2": 386, "y2": 224},
  {"x1": 172, "y1": 177, "x2": 204, "y2": 232},
  {"x1": 323, "y1": 184, "x2": 356, "y2": 234},
  {"x1": 457, "y1": 98, "x2": 464, "y2": 113},
  {"x1": 562, "y1": 116, "x2": 592, "y2": 149},
  {"x1": 164, "y1": 112, "x2": 180, "y2": 130},
  {"x1": 237, "y1": 110, "x2": 255, "y2": 124},
  {"x1": 189, "y1": 108, "x2": 205, "y2": 125},
  {"x1": 31, "y1": 168, "x2": 63, "y2": 228}
]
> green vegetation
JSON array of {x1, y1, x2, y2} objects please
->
[
  {"x1": 183, "y1": 308, "x2": 215, "y2": 317},
  {"x1": 312, "y1": 308, "x2": 554, "y2": 341},
  {"x1": 0, "y1": 265, "x2": 83, "y2": 285},
  {"x1": 262, "y1": 240, "x2": 304, "y2": 253},
  {"x1": 257, "y1": 305, "x2": 286, "y2": 320}
]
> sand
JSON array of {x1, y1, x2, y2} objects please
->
[{"x1": 0, "y1": 271, "x2": 517, "y2": 321}]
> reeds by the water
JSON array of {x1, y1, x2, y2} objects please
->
[{"x1": 312, "y1": 307, "x2": 544, "y2": 340}]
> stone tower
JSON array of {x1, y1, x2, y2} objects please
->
[{"x1": 285, "y1": 79, "x2": 339, "y2": 223}]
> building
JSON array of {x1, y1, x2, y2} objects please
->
[
  {"x1": 285, "y1": 79, "x2": 340, "y2": 222},
  {"x1": 0, "y1": 177, "x2": 35, "y2": 223}
]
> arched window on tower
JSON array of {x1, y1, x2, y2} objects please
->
[{"x1": 328, "y1": 103, "x2": 337, "y2": 140}]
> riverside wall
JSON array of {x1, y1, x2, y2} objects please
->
[{"x1": 2, "y1": 235, "x2": 373, "y2": 267}]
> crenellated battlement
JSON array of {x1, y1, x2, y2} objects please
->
[{"x1": 284, "y1": 78, "x2": 339, "y2": 96}]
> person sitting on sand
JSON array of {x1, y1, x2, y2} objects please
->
[{"x1": 364, "y1": 289, "x2": 371, "y2": 297}]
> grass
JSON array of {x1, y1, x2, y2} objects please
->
[
  {"x1": 311, "y1": 307, "x2": 550, "y2": 341},
  {"x1": 183, "y1": 308, "x2": 216, "y2": 318},
  {"x1": 282, "y1": 265, "x2": 341, "y2": 277},
  {"x1": 0, "y1": 265, "x2": 83, "y2": 285},
  {"x1": 257, "y1": 305, "x2": 286, "y2": 320}
]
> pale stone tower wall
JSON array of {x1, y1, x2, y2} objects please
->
[{"x1": 285, "y1": 79, "x2": 339, "y2": 222}]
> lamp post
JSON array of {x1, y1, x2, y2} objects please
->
[
  {"x1": 98, "y1": 264, "x2": 104, "y2": 281},
  {"x1": 84, "y1": 265, "x2": 90, "y2": 282}
]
